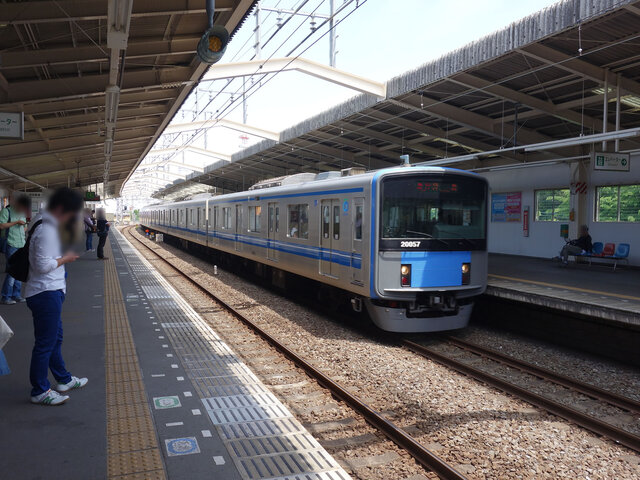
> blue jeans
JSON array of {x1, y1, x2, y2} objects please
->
[
  {"x1": 27, "y1": 290, "x2": 72, "y2": 396},
  {"x1": 2, "y1": 245, "x2": 22, "y2": 300},
  {"x1": 86, "y1": 231, "x2": 93, "y2": 251}
]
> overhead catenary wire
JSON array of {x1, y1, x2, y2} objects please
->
[{"x1": 135, "y1": 0, "x2": 639, "y2": 193}]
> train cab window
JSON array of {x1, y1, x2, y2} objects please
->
[
  {"x1": 354, "y1": 205, "x2": 363, "y2": 240},
  {"x1": 288, "y1": 204, "x2": 308, "y2": 239},
  {"x1": 248, "y1": 206, "x2": 261, "y2": 232},
  {"x1": 322, "y1": 205, "x2": 330, "y2": 238},
  {"x1": 333, "y1": 205, "x2": 340, "y2": 240}
]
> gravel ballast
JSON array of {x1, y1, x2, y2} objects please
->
[{"x1": 127, "y1": 229, "x2": 640, "y2": 479}]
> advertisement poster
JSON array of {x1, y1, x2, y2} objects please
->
[{"x1": 491, "y1": 192, "x2": 522, "y2": 222}]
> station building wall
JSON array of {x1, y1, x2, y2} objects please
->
[{"x1": 481, "y1": 153, "x2": 640, "y2": 266}]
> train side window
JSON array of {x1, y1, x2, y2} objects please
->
[
  {"x1": 288, "y1": 205, "x2": 299, "y2": 238},
  {"x1": 275, "y1": 207, "x2": 280, "y2": 232},
  {"x1": 355, "y1": 205, "x2": 363, "y2": 240},
  {"x1": 333, "y1": 205, "x2": 340, "y2": 240},
  {"x1": 248, "y1": 206, "x2": 261, "y2": 232},
  {"x1": 268, "y1": 206, "x2": 274, "y2": 233},
  {"x1": 288, "y1": 204, "x2": 308, "y2": 239},
  {"x1": 299, "y1": 205, "x2": 308, "y2": 239},
  {"x1": 322, "y1": 205, "x2": 330, "y2": 238}
]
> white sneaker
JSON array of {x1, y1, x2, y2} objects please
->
[
  {"x1": 55, "y1": 376, "x2": 88, "y2": 392},
  {"x1": 31, "y1": 389, "x2": 69, "y2": 406}
]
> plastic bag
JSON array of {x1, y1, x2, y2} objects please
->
[{"x1": 0, "y1": 315, "x2": 13, "y2": 349}]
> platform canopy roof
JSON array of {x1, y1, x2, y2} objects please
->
[
  {"x1": 153, "y1": 0, "x2": 640, "y2": 199},
  {"x1": 0, "y1": 0, "x2": 256, "y2": 194}
]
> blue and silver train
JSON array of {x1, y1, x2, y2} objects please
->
[{"x1": 141, "y1": 165, "x2": 488, "y2": 332}]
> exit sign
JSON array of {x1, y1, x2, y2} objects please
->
[{"x1": 592, "y1": 151, "x2": 630, "y2": 172}]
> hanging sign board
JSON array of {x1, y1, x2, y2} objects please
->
[
  {"x1": 0, "y1": 112, "x2": 24, "y2": 140},
  {"x1": 592, "y1": 151, "x2": 630, "y2": 172},
  {"x1": 491, "y1": 192, "x2": 522, "y2": 222}
]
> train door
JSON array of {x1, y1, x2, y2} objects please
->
[
  {"x1": 320, "y1": 199, "x2": 340, "y2": 277},
  {"x1": 268, "y1": 202, "x2": 278, "y2": 261},
  {"x1": 351, "y1": 198, "x2": 364, "y2": 284},
  {"x1": 212, "y1": 206, "x2": 218, "y2": 246},
  {"x1": 235, "y1": 204, "x2": 242, "y2": 251}
]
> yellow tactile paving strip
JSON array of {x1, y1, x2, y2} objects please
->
[{"x1": 103, "y1": 240, "x2": 167, "y2": 480}]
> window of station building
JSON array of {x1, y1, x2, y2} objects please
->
[
  {"x1": 222, "y1": 207, "x2": 232, "y2": 229},
  {"x1": 248, "y1": 205, "x2": 261, "y2": 232},
  {"x1": 535, "y1": 189, "x2": 570, "y2": 221},
  {"x1": 288, "y1": 204, "x2": 309, "y2": 239},
  {"x1": 596, "y1": 184, "x2": 640, "y2": 222}
]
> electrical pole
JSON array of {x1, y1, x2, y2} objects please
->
[{"x1": 329, "y1": 0, "x2": 336, "y2": 66}]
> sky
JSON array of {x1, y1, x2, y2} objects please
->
[
  {"x1": 215, "y1": 0, "x2": 560, "y2": 131},
  {"x1": 128, "y1": 0, "x2": 561, "y2": 197}
]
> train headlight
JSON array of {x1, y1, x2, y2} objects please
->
[
  {"x1": 461, "y1": 262, "x2": 471, "y2": 285},
  {"x1": 401, "y1": 264, "x2": 411, "y2": 287}
]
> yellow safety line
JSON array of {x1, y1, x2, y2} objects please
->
[
  {"x1": 488, "y1": 274, "x2": 640, "y2": 302},
  {"x1": 103, "y1": 240, "x2": 167, "y2": 480}
]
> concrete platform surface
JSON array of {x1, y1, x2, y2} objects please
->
[
  {"x1": 488, "y1": 254, "x2": 640, "y2": 326},
  {"x1": 0, "y1": 231, "x2": 352, "y2": 480}
]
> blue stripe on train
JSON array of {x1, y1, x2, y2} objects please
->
[{"x1": 155, "y1": 224, "x2": 362, "y2": 269}]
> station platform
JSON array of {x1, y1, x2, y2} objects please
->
[
  {"x1": 486, "y1": 254, "x2": 640, "y2": 328},
  {"x1": 0, "y1": 230, "x2": 350, "y2": 480}
]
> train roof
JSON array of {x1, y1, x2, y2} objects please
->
[{"x1": 143, "y1": 165, "x2": 486, "y2": 209}]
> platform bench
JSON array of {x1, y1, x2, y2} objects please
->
[{"x1": 574, "y1": 242, "x2": 630, "y2": 270}]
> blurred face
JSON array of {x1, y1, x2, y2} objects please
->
[
  {"x1": 580, "y1": 227, "x2": 588, "y2": 236},
  {"x1": 15, "y1": 202, "x2": 29, "y2": 214}
]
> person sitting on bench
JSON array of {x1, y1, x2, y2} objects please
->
[{"x1": 555, "y1": 225, "x2": 592, "y2": 266}]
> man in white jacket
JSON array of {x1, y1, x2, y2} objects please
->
[{"x1": 27, "y1": 188, "x2": 87, "y2": 406}]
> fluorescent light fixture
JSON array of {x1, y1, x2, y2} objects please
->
[
  {"x1": 524, "y1": 128, "x2": 640, "y2": 152},
  {"x1": 592, "y1": 88, "x2": 640, "y2": 109},
  {"x1": 104, "y1": 139, "x2": 114, "y2": 156},
  {"x1": 105, "y1": 85, "x2": 120, "y2": 125}
]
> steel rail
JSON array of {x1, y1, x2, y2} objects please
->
[
  {"x1": 124, "y1": 227, "x2": 468, "y2": 480},
  {"x1": 404, "y1": 340, "x2": 640, "y2": 453},
  {"x1": 444, "y1": 336, "x2": 640, "y2": 414}
]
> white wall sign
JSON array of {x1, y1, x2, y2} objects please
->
[
  {"x1": 0, "y1": 112, "x2": 24, "y2": 140},
  {"x1": 592, "y1": 151, "x2": 630, "y2": 171}
]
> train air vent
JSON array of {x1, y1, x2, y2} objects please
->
[{"x1": 341, "y1": 167, "x2": 366, "y2": 177}]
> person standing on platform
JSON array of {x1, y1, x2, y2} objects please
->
[
  {"x1": 0, "y1": 195, "x2": 31, "y2": 305},
  {"x1": 83, "y1": 208, "x2": 95, "y2": 251},
  {"x1": 27, "y1": 187, "x2": 87, "y2": 406},
  {"x1": 96, "y1": 209, "x2": 110, "y2": 260}
]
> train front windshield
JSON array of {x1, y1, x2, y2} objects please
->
[{"x1": 380, "y1": 174, "x2": 487, "y2": 250}]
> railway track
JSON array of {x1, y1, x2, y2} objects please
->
[
  {"x1": 403, "y1": 337, "x2": 640, "y2": 453},
  {"x1": 124, "y1": 227, "x2": 468, "y2": 480}
]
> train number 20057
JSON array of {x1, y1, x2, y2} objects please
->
[{"x1": 400, "y1": 241, "x2": 422, "y2": 248}]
